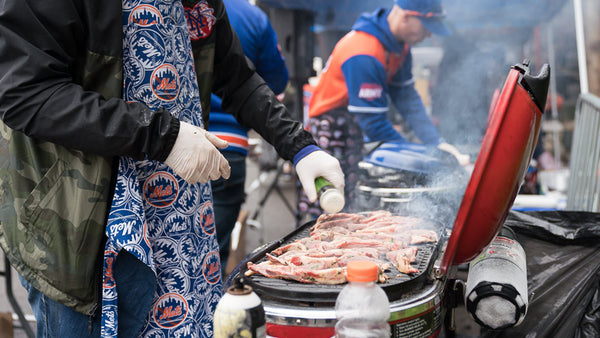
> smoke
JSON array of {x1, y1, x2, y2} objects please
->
[
  {"x1": 356, "y1": 145, "x2": 471, "y2": 230},
  {"x1": 427, "y1": 0, "x2": 574, "y2": 148}
]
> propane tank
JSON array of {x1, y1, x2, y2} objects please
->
[
  {"x1": 214, "y1": 277, "x2": 266, "y2": 338},
  {"x1": 465, "y1": 225, "x2": 528, "y2": 330}
]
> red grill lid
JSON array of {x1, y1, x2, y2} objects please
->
[{"x1": 440, "y1": 61, "x2": 550, "y2": 274}]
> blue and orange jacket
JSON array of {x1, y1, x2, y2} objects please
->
[{"x1": 309, "y1": 8, "x2": 441, "y2": 145}]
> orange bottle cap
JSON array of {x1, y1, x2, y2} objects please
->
[{"x1": 346, "y1": 260, "x2": 378, "y2": 282}]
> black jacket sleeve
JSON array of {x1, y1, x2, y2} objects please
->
[
  {"x1": 0, "y1": 0, "x2": 178, "y2": 161},
  {"x1": 209, "y1": 0, "x2": 316, "y2": 161}
]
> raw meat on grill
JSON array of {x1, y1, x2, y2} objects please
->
[
  {"x1": 247, "y1": 259, "x2": 389, "y2": 284},
  {"x1": 406, "y1": 229, "x2": 439, "y2": 244},
  {"x1": 246, "y1": 210, "x2": 439, "y2": 284},
  {"x1": 275, "y1": 247, "x2": 380, "y2": 260},
  {"x1": 266, "y1": 250, "x2": 390, "y2": 271},
  {"x1": 309, "y1": 213, "x2": 368, "y2": 232},
  {"x1": 247, "y1": 261, "x2": 347, "y2": 284},
  {"x1": 386, "y1": 247, "x2": 419, "y2": 275}
]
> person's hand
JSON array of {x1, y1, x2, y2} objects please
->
[
  {"x1": 295, "y1": 150, "x2": 345, "y2": 203},
  {"x1": 438, "y1": 142, "x2": 470, "y2": 166},
  {"x1": 164, "y1": 121, "x2": 230, "y2": 184}
]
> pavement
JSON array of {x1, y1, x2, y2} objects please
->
[{"x1": 0, "y1": 138, "x2": 481, "y2": 337}]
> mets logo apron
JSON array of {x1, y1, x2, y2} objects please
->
[{"x1": 102, "y1": 1, "x2": 221, "y2": 337}]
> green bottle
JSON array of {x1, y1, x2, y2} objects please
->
[{"x1": 315, "y1": 177, "x2": 345, "y2": 214}]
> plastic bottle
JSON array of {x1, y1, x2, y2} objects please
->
[
  {"x1": 465, "y1": 226, "x2": 528, "y2": 330},
  {"x1": 335, "y1": 260, "x2": 391, "y2": 338},
  {"x1": 214, "y1": 277, "x2": 266, "y2": 338},
  {"x1": 315, "y1": 176, "x2": 345, "y2": 214}
]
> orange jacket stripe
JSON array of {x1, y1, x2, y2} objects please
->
[{"x1": 309, "y1": 31, "x2": 387, "y2": 118}]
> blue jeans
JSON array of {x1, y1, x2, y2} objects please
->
[
  {"x1": 211, "y1": 151, "x2": 246, "y2": 274},
  {"x1": 18, "y1": 250, "x2": 155, "y2": 338},
  {"x1": 19, "y1": 275, "x2": 101, "y2": 338}
]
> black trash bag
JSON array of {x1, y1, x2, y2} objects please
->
[
  {"x1": 506, "y1": 210, "x2": 600, "y2": 245},
  {"x1": 480, "y1": 210, "x2": 600, "y2": 338}
]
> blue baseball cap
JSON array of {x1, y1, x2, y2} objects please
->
[{"x1": 394, "y1": 0, "x2": 451, "y2": 36}]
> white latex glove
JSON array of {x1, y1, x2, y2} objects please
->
[
  {"x1": 164, "y1": 121, "x2": 230, "y2": 184},
  {"x1": 295, "y1": 150, "x2": 345, "y2": 203},
  {"x1": 438, "y1": 142, "x2": 471, "y2": 166}
]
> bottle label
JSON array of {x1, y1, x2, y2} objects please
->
[
  {"x1": 470, "y1": 236, "x2": 526, "y2": 271},
  {"x1": 315, "y1": 176, "x2": 333, "y2": 194},
  {"x1": 390, "y1": 302, "x2": 442, "y2": 338}
]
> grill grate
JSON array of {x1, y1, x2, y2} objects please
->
[{"x1": 240, "y1": 219, "x2": 443, "y2": 303}]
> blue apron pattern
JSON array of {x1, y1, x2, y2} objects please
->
[{"x1": 102, "y1": 1, "x2": 222, "y2": 337}]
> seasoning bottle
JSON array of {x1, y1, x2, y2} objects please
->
[
  {"x1": 465, "y1": 225, "x2": 528, "y2": 330},
  {"x1": 214, "y1": 277, "x2": 266, "y2": 338},
  {"x1": 335, "y1": 260, "x2": 391, "y2": 338},
  {"x1": 315, "y1": 176, "x2": 345, "y2": 214}
]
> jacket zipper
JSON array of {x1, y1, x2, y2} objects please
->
[
  {"x1": 89, "y1": 235, "x2": 108, "y2": 334},
  {"x1": 88, "y1": 301, "x2": 99, "y2": 334}
]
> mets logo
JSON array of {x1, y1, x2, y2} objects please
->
[
  {"x1": 129, "y1": 5, "x2": 163, "y2": 26},
  {"x1": 144, "y1": 171, "x2": 178, "y2": 207},
  {"x1": 164, "y1": 213, "x2": 190, "y2": 236},
  {"x1": 153, "y1": 293, "x2": 188, "y2": 329},
  {"x1": 107, "y1": 208, "x2": 143, "y2": 245},
  {"x1": 358, "y1": 83, "x2": 383, "y2": 100},
  {"x1": 151, "y1": 64, "x2": 179, "y2": 101},
  {"x1": 152, "y1": 237, "x2": 179, "y2": 267},
  {"x1": 184, "y1": 1, "x2": 216, "y2": 41},
  {"x1": 102, "y1": 251, "x2": 118, "y2": 289},
  {"x1": 200, "y1": 201, "x2": 215, "y2": 235},
  {"x1": 158, "y1": 268, "x2": 191, "y2": 294},
  {"x1": 202, "y1": 250, "x2": 221, "y2": 284},
  {"x1": 101, "y1": 304, "x2": 118, "y2": 336},
  {"x1": 130, "y1": 29, "x2": 165, "y2": 69}
]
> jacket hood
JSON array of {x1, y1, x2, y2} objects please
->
[{"x1": 351, "y1": 8, "x2": 405, "y2": 54}]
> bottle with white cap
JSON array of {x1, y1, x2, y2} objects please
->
[
  {"x1": 214, "y1": 277, "x2": 266, "y2": 338},
  {"x1": 315, "y1": 176, "x2": 345, "y2": 214},
  {"x1": 335, "y1": 260, "x2": 391, "y2": 338}
]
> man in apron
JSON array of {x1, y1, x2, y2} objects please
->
[{"x1": 0, "y1": 1, "x2": 343, "y2": 336}]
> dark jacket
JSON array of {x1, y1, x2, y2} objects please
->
[{"x1": 0, "y1": 0, "x2": 314, "y2": 315}]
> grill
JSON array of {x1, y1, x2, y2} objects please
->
[
  {"x1": 356, "y1": 144, "x2": 469, "y2": 221},
  {"x1": 241, "y1": 218, "x2": 444, "y2": 304},
  {"x1": 231, "y1": 61, "x2": 550, "y2": 338}
]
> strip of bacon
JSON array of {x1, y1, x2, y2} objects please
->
[
  {"x1": 356, "y1": 224, "x2": 400, "y2": 234},
  {"x1": 270, "y1": 250, "x2": 390, "y2": 271},
  {"x1": 308, "y1": 247, "x2": 380, "y2": 259},
  {"x1": 249, "y1": 210, "x2": 438, "y2": 284},
  {"x1": 389, "y1": 247, "x2": 418, "y2": 262},
  {"x1": 331, "y1": 237, "x2": 401, "y2": 252},
  {"x1": 313, "y1": 230, "x2": 399, "y2": 244},
  {"x1": 310, "y1": 213, "x2": 367, "y2": 232},
  {"x1": 310, "y1": 227, "x2": 352, "y2": 241},
  {"x1": 406, "y1": 229, "x2": 439, "y2": 244},
  {"x1": 246, "y1": 261, "x2": 347, "y2": 284},
  {"x1": 386, "y1": 247, "x2": 420, "y2": 274},
  {"x1": 362, "y1": 210, "x2": 393, "y2": 223},
  {"x1": 276, "y1": 247, "x2": 380, "y2": 260},
  {"x1": 270, "y1": 241, "x2": 308, "y2": 256}
]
